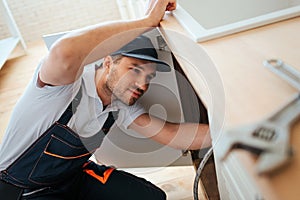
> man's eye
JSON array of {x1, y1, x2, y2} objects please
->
[
  {"x1": 146, "y1": 75, "x2": 154, "y2": 82},
  {"x1": 132, "y1": 68, "x2": 140, "y2": 74}
]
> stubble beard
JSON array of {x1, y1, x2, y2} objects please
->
[{"x1": 105, "y1": 80, "x2": 137, "y2": 106}]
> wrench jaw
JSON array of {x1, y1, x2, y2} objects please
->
[
  {"x1": 256, "y1": 146, "x2": 293, "y2": 175},
  {"x1": 219, "y1": 123, "x2": 293, "y2": 175},
  {"x1": 218, "y1": 123, "x2": 267, "y2": 162},
  {"x1": 255, "y1": 126, "x2": 293, "y2": 174}
]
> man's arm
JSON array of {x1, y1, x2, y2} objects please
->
[
  {"x1": 39, "y1": 0, "x2": 177, "y2": 86},
  {"x1": 129, "y1": 114, "x2": 212, "y2": 150}
]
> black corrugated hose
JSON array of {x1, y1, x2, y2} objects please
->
[{"x1": 193, "y1": 146, "x2": 213, "y2": 200}]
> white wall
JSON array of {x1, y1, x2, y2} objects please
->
[{"x1": 0, "y1": 0, "x2": 121, "y2": 42}]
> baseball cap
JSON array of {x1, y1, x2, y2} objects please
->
[{"x1": 111, "y1": 35, "x2": 171, "y2": 72}]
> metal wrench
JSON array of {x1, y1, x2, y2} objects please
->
[{"x1": 219, "y1": 59, "x2": 300, "y2": 174}]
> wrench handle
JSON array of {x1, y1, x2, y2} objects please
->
[{"x1": 263, "y1": 59, "x2": 300, "y2": 90}]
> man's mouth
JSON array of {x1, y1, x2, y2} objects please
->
[
  {"x1": 129, "y1": 88, "x2": 143, "y2": 99},
  {"x1": 131, "y1": 90, "x2": 141, "y2": 99}
]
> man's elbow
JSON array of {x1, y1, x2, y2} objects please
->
[
  {"x1": 40, "y1": 38, "x2": 82, "y2": 85},
  {"x1": 49, "y1": 37, "x2": 78, "y2": 72}
]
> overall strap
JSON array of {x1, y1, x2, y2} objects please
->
[
  {"x1": 79, "y1": 110, "x2": 119, "y2": 153},
  {"x1": 56, "y1": 84, "x2": 119, "y2": 133},
  {"x1": 101, "y1": 111, "x2": 119, "y2": 135},
  {"x1": 57, "y1": 86, "x2": 83, "y2": 125}
]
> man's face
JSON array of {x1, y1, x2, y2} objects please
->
[{"x1": 105, "y1": 56, "x2": 157, "y2": 105}]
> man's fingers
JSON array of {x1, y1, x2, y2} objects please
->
[{"x1": 166, "y1": 2, "x2": 176, "y2": 11}]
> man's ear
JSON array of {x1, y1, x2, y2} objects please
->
[{"x1": 103, "y1": 56, "x2": 113, "y2": 69}]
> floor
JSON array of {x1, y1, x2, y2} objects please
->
[
  {"x1": 121, "y1": 166, "x2": 201, "y2": 200},
  {"x1": 0, "y1": 40, "x2": 208, "y2": 200}
]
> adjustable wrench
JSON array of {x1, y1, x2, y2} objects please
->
[{"x1": 219, "y1": 59, "x2": 300, "y2": 174}]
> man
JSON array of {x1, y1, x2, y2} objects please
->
[{"x1": 0, "y1": 0, "x2": 211, "y2": 199}]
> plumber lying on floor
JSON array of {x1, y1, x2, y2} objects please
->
[{"x1": 0, "y1": 0, "x2": 211, "y2": 199}]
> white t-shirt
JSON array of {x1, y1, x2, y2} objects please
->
[{"x1": 0, "y1": 62, "x2": 146, "y2": 170}]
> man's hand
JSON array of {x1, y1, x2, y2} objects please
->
[{"x1": 145, "y1": 0, "x2": 177, "y2": 27}]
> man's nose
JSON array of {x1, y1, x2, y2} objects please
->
[{"x1": 135, "y1": 77, "x2": 149, "y2": 91}]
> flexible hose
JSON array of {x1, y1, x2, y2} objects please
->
[{"x1": 193, "y1": 146, "x2": 213, "y2": 200}]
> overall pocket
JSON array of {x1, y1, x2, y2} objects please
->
[
  {"x1": 4, "y1": 123, "x2": 92, "y2": 187},
  {"x1": 28, "y1": 133, "x2": 91, "y2": 185}
]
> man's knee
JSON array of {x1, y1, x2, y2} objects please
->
[{"x1": 154, "y1": 188, "x2": 167, "y2": 200}]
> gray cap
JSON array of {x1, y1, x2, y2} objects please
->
[{"x1": 111, "y1": 35, "x2": 171, "y2": 72}]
